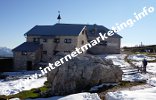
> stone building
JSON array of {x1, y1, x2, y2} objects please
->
[
  {"x1": 12, "y1": 23, "x2": 122, "y2": 70},
  {"x1": 86, "y1": 24, "x2": 122, "y2": 54}
]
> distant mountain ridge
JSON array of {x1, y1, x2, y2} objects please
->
[{"x1": 0, "y1": 47, "x2": 13, "y2": 57}]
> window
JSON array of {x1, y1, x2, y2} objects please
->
[
  {"x1": 33, "y1": 38, "x2": 40, "y2": 42},
  {"x1": 64, "y1": 39, "x2": 72, "y2": 43},
  {"x1": 33, "y1": 38, "x2": 36, "y2": 42},
  {"x1": 42, "y1": 51, "x2": 47, "y2": 54},
  {"x1": 99, "y1": 41, "x2": 107, "y2": 46},
  {"x1": 82, "y1": 40, "x2": 84, "y2": 45},
  {"x1": 21, "y1": 51, "x2": 28, "y2": 55},
  {"x1": 43, "y1": 38, "x2": 47, "y2": 42},
  {"x1": 53, "y1": 50, "x2": 59, "y2": 55},
  {"x1": 54, "y1": 38, "x2": 60, "y2": 43},
  {"x1": 64, "y1": 51, "x2": 70, "y2": 53}
]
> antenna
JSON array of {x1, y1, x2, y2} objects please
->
[{"x1": 57, "y1": 11, "x2": 61, "y2": 23}]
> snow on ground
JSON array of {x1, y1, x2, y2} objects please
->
[
  {"x1": 26, "y1": 92, "x2": 101, "y2": 100},
  {"x1": 105, "y1": 54, "x2": 130, "y2": 67},
  {"x1": 122, "y1": 73, "x2": 147, "y2": 82},
  {"x1": 128, "y1": 54, "x2": 156, "y2": 61},
  {"x1": 147, "y1": 77, "x2": 156, "y2": 86},
  {"x1": 0, "y1": 71, "x2": 47, "y2": 96},
  {"x1": 129, "y1": 54, "x2": 156, "y2": 74},
  {"x1": 2, "y1": 54, "x2": 156, "y2": 100},
  {"x1": 0, "y1": 72, "x2": 101, "y2": 100},
  {"x1": 2, "y1": 71, "x2": 41, "y2": 76},
  {"x1": 105, "y1": 54, "x2": 156, "y2": 100},
  {"x1": 105, "y1": 87, "x2": 156, "y2": 100},
  {"x1": 103, "y1": 54, "x2": 147, "y2": 82},
  {"x1": 90, "y1": 83, "x2": 117, "y2": 92},
  {"x1": 132, "y1": 61, "x2": 156, "y2": 74},
  {"x1": 147, "y1": 63, "x2": 156, "y2": 74},
  {"x1": 0, "y1": 77, "x2": 46, "y2": 96},
  {"x1": 1, "y1": 71, "x2": 42, "y2": 80}
]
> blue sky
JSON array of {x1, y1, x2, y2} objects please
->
[{"x1": 0, "y1": 0, "x2": 156, "y2": 48}]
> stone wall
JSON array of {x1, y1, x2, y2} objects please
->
[
  {"x1": 26, "y1": 28, "x2": 88, "y2": 62},
  {"x1": 13, "y1": 48, "x2": 42, "y2": 70},
  {"x1": 88, "y1": 37, "x2": 121, "y2": 54}
]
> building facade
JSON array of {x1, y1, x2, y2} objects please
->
[
  {"x1": 12, "y1": 23, "x2": 122, "y2": 70},
  {"x1": 86, "y1": 24, "x2": 122, "y2": 54}
]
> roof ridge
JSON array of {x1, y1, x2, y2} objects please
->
[
  {"x1": 54, "y1": 23, "x2": 107, "y2": 26},
  {"x1": 33, "y1": 23, "x2": 108, "y2": 27},
  {"x1": 35, "y1": 25, "x2": 53, "y2": 26},
  {"x1": 55, "y1": 23, "x2": 86, "y2": 26}
]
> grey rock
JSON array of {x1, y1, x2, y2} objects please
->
[{"x1": 47, "y1": 54, "x2": 123, "y2": 95}]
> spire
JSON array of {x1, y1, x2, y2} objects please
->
[{"x1": 57, "y1": 11, "x2": 61, "y2": 23}]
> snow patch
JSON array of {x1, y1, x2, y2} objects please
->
[
  {"x1": 122, "y1": 73, "x2": 147, "y2": 82},
  {"x1": 128, "y1": 54, "x2": 156, "y2": 61},
  {"x1": 26, "y1": 92, "x2": 101, "y2": 100},
  {"x1": 0, "y1": 77, "x2": 47, "y2": 95},
  {"x1": 106, "y1": 87, "x2": 156, "y2": 100},
  {"x1": 90, "y1": 83, "x2": 117, "y2": 92},
  {"x1": 147, "y1": 78, "x2": 156, "y2": 86}
]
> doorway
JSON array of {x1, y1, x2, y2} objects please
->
[{"x1": 27, "y1": 61, "x2": 32, "y2": 70}]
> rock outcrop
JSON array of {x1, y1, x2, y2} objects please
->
[{"x1": 47, "y1": 54, "x2": 123, "y2": 95}]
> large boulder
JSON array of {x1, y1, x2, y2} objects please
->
[{"x1": 47, "y1": 54, "x2": 123, "y2": 95}]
